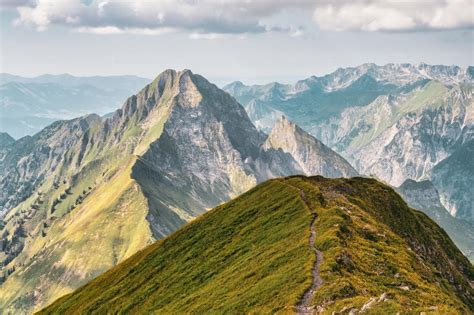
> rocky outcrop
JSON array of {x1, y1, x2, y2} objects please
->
[{"x1": 431, "y1": 140, "x2": 474, "y2": 222}]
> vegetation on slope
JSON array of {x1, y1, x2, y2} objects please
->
[
  {"x1": 0, "y1": 71, "x2": 178, "y2": 313},
  {"x1": 41, "y1": 176, "x2": 474, "y2": 314},
  {"x1": 41, "y1": 178, "x2": 314, "y2": 314}
]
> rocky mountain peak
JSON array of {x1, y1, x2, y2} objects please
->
[
  {"x1": 263, "y1": 116, "x2": 357, "y2": 178},
  {"x1": 263, "y1": 115, "x2": 303, "y2": 154},
  {"x1": 269, "y1": 114, "x2": 294, "y2": 132}
]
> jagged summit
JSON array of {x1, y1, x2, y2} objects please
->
[
  {"x1": 263, "y1": 116, "x2": 358, "y2": 178},
  {"x1": 225, "y1": 63, "x2": 472, "y2": 100}
]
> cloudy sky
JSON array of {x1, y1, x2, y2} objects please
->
[{"x1": 0, "y1": 0, "x2": 473, "y2": 84}]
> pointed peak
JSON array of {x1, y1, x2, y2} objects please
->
[
  {"x1": 270, "y1": 115, "x2": 298, "y2": 133},
  {"x1": 150, "y1": 69, "x2": 194, "y2": 84},
  {"x1": 143, "y1": 69, "x2": 197, "y2": 97},
  {"x1": 179, "y1": 69, "x2": 193, "y2": 76},
  {"x1": 275, "y1": 114, "x2": 290, "y2": 124},
  {"x1": 265, "y1": 115, "x2": 314, "y2": 148}
]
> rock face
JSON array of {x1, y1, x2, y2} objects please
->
[
  {"x1": 225, "y1": 63, "x2": 474, "y2": 228},
  {"x1": 0, "y1": 115, "x2": 103, "y2": 216},
  {"x1": 348, "y1": 83, "x2": 472, "y2": 187},
  {"x1": 396, "y1": 179, "x2": 474, "y2": 261},
  {"x1": 0, "y1": 69, "x2": 357, "y2": 313},
  {"x1": 262, "y1": 116, "x2": 357, "y2": 178},
  {"x1": 431, "y1": 140, "x2": 474, "y2": 222}
]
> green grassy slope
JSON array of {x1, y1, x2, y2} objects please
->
[
  {"x1": 0, "y1": 71, "x2": 178, "y2": 313},
  {"x1": 40, "y1": 177, "x2": 474, "y2": 314}
]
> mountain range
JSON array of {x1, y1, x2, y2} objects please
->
[
  {"x1": 0, "y1": 73, "x2": 150, "y2": 139},
  {"x1": 225, "y1": 63, "x2": 474, "y2": 255},
  {"x1": 0, "y1": 64, "x2": 472, "y2": 313},
  {"x1": 0, "y1": 69, "x2": 356, "y2": 313}
]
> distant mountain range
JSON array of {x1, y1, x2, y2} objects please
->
[
  {"x1": 225, "y1": 63, "x2": 473, "y2": 238},
  {"x1": 0, "y1": 73, "x2": 150, "y2": 139}
]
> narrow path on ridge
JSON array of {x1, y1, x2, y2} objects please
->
[{"x1": 294, "y1": 189, "x2": 323, "y2": 315}]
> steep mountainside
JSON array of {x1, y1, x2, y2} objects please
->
[
  {"x1": 41, "y1": 176, "x2": 474, "y2": 314},
  {"x1": 0, "y1": 70, "x2": 356, "y2": 313},
  {"x1": 396, "y1": 179, "x2": 474, "y2": 261},
  {"x1": 431, "y1": 140, "x2": 474, "y2": 222},
  {"x1": 347, "y1": 83, "x2": 472, "y2": 187},
  {"x1": 0, "y1": 74, "x2": 150, "y2": 138},
  {"x1": 225, "y1": 63, "x2": 474, "y2": 230}
]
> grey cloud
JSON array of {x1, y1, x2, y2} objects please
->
[{"x1": 10, "y1": 0, "x2": 474, "y2": 35}]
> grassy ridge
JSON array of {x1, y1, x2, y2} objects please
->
[
  {"x1": 40, "y1": 176, "x2": 473, "y2": 314},
  {"x1": 40, "y1": 180, "x2": 314, "y2": 314}
]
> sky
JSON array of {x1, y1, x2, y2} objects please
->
[{"x1": 0, "y1": 0, "x2": 473, "y2": 85}]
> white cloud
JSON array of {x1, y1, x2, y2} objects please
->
[
  {"x1": 75, "y1": 26, "x2": 177, "y2": 35},
  {"x1": 9, "y1": 0, "x2": 474, "y2": 35},
  {"x1": 313, "y1": 0, "x2": 474, "y2": 32}
]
